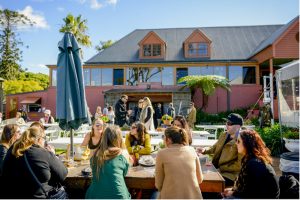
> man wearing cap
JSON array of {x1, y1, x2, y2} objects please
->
[
  {"x1": 39, "y1": 109, "x2": 55, "y2": 124},
  {"x1": 197, "y1": 113, "x2": 243, "y2": 186}
]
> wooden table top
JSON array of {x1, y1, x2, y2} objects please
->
[{"x1": 65, "y1": 159, "x2": 224, "y2": 193}]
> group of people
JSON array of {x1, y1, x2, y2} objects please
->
[{"x1": 0, "y1": 95, "x2": 286, "y2": 199}]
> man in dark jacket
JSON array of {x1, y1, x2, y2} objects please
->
[
  {"x1": 115, "y1": 95, "x2": 129, "y2": 127},
  {"x1": 154, "y1": 103, "x2": 162, "y2": 129}
]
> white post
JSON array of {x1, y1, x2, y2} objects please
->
[{"x1": 269, "y1": 59, "x2": 274, "y2": 125}]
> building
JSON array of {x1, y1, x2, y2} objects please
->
[{"x1": 6, "y1": 16, "x2": 299, "y2": 120}]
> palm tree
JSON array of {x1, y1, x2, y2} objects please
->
[
  {"x1": 59, "y1": 14, "x2": 92, "y2": 47},
  {"x1": 178, "y1": 75, "x2": 231, "y2": 110}
]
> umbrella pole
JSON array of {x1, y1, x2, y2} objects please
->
[{"x1": 70, "y1": 129, "x2": 74, "y2": 159}]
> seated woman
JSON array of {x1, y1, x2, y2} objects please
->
[
  {"x1": 15, "y1": 112, "x2": 26, "y2": 125},
  {"x1": 125, "y1": 122, "x2": 151, "y2": 156},
  {"x1": 155, "y1": 127, "x2": 203, "y2": 199},
  {"x1": 85, "y1": 125, "x2": 131, "y2": 199},
  {"x1": 1, "y1": 127, "x2": 68, "y2": 199},
  {"x1": 222, "y1": 129, "x2": 280, "y2": 199},
  {"x1": 81, "y1": 118, "x2": 104, "y2": 150},
  {"x1": 172, "y1": 115, "x2": 193, "y2": 145},
  {"x1": 0, "y1": 124, "x2": 21, "y2": 176},
  {"x1": 39, "y1": 109, "x2": 55, "y2": 124}
]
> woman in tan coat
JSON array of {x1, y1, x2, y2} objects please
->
[{"x1": 155, "y1": 127, "x2": 203, "y2": 199}]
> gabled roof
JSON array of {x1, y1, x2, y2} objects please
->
[
  {"x1": 249, "y1": 16, "x2": 299, "y2": 58},
  {"x1": 86, "y1": 24, "x2": 283, "y2": 64}
]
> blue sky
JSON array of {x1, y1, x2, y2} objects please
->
[{"x1": 0, "y1": 0, "x2": 298, "y2": 74}]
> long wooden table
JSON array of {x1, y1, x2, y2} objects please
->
[{"x1": 64, "y1": 159, "x2": 225, "y2": 197}]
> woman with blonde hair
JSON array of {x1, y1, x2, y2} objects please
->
[
  {"x1": 140, "y1": 97, "x2": 155, "y2": 131},
  {"x1": 15, "y1": 112, "x2": 26, "y2": 125},
  {"x1": 0, "y1": 124, "x2": 21, "y2": 175},
  {"x1": 81, "y1": 118, "x2": 104, "y2": 150},
  {"x1": 155, "y1": 126, "x2": 203, "y2": 199},
  {"x1": 1, "y1": 127, "x2": 67, "y2": 198},
  {"x1": 85, "y1": 125, "x2": 131, "y2": 199},
  {"x1": 94, "y1": 106, "x2": 102, "y2": 120}
]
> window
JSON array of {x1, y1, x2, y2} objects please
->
[
  {"x1": 176, "y1": 68, "x2": 188, "y2": 84},
  {"x1": 229, "y1": 66, "x2": 243, "y2": 84},
  {"x1": 243, "y1": 67, "x2": 256, "y2": 84},
  {"x1": 143, "y1": 44, "x2": 161, "y2": 57},
  {"x1": 188, "y1": 67, "x2": 201, "y2": 75},
  {"x1": 188, "y1": 42, "x2": 208, "y2": 57},
  {"x1": 126, "y1": 67, "x2": 139, "y2": 86},
  {"x1": 52, "y1": 69, "x2": 57, "y2": 86},
  {"x1": 83, "y1": 68, "x2": 91, "y2": 86},
  {"x1": 102, "y1": 68, "x2": 113, "y2": 86},
  {"x1": 214, "y1": 66, "x2": 226, "y2": 77},
  {"x1": 162, "y1": 67, "x2": 174, "y2": 85},
  {"x1": 113, "y1": 69, "x2": 124, "y2": 85},
  {"x1": 91, "y1": 68, "x2": 101, "y2": 86},
  {"x1": 200, "y1": 66, "x2": 214, "y2": 75},
  {"x1": 28, "y1": 104, "x2": 41, "y2": 112}
]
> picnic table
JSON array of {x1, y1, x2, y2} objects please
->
[{"x1": 64, "y1": 158, "x2": 224, "y2": 198}]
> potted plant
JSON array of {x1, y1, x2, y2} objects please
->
[
  {"x1": 161, "y1": 114, "x2": 173, "y2": 126},
  {"x1": 283, "y1": 129, "x2": 299, "y2": 152}
]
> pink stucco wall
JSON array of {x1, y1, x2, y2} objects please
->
[{"x1": 6, "y1": 84, "x2": 264, "y2": 119}]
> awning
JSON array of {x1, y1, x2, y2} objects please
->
[{"x1": 20, "y1": 97, "x2": 41, "y2": 104}]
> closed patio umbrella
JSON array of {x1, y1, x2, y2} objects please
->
[{"x1": 56, "y1": 32, "x2": 90, "y2": 158}]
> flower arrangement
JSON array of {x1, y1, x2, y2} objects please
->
[
  {"x1": 161, "y1": 114, "x2": 173, "y2": 121},
  {"x1": 100, "y1": 115, "x2": 109, "y2": 123}
]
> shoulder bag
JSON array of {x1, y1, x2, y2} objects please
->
[{"x1": 24, "y1": 153, "x2": 68, "y2": 199}]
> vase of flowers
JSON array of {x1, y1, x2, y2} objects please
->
[{"x1": 100, "y1": 115, "x2": 109, "y2": 123}]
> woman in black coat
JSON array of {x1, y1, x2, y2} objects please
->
[
  {"x1": 1, "y1": 127, "x2": 68, "y2": 199},
  {"x1": 115, "y1": 95, "x2": 128, "y2": 127},
  {"x1": 222, "y1": 129, "x2": 280, "y2": 199}
]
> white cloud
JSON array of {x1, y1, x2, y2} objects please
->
[
  {"x1": 57, "y1": 7, "x2": 65, "y2": 12},
  {"x1": 106, "y1": 0, "x2": 117, "y2": 5},
  {"x1": 90, "y1": 0, "x2": 103, "y2": 9},
  {"x1": 18, "y1": 6, "x2": 49, "y2": 29}
]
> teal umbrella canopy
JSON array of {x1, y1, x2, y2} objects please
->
[{"x1": 56, "y1": 32, "x2": 89, "y2": 131}]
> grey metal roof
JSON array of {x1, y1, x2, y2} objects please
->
[
  {"x1": 249, "y1": 16, "x2": 299, "y2": 58},
  {"x1": 86, "y1": 24, "x2": 285, "y2": 64}
]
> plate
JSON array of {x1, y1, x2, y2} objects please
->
[{"x1": 139, "y1": 160, "x2": 156, "y2": 167}]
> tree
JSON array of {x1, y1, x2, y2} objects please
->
[
  {"x1": 178, "y1": 75, "x2": 231, "y2": 110},
  {"x1": 0, "y1": 9, "x2": 34, "y2": 80},
  {"x1": 95, "y1": 40, "x2": 114, "y2": 52},
  {"x1": 59, "y1": 14, "x2": 91, "y2": 47},
  {"x1": 4, "y1": 80, "x2": 43, "y2": 95},
  {"x1": 18, "y1": 72, "x2": 49, "y2": 89}
]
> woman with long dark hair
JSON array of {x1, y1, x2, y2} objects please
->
[
  {"x1": 172, "y1": 115, "x2": 193, "y2": 145},
  {"x1": 222, "y1": 129, "x2": 279, "y2": 199}
]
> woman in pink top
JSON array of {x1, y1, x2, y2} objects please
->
[{"x1": 155, "y1": 126, "x2": 203, "y2": 199}]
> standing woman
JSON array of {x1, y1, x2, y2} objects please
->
[
  {"x1": 81, "y1": 118, "x2": 104, "y2": 150},
  {"x1": 140, "y1": 97, "x2": 155, "y2": 131},
  {"x1": 155, "y1": 127, "x2": 203, "y2": 199},
  {"x1": 125, "y1": 122, "x2": 151, "y2": 156},
  {"x1": 172, "y1": 115, "x2": 193, "y2": 145},
  {"x1": 107, "y1": 106, "x2": 115, "y2": 124},
  {"x1": 1, "y1": 127, "x2": 67, "y2": 198},
  {"x1": 0, "y1": 124, "x2": 21, "y2": 175},
  {"x1": 222, "y1": 129, "x2": 280, "y2": 199},
  {"x1": 85, "y1": 126, "x2": 131, "y2": 199},
  {"x1": 94, "y1": 106, "x2": 102, "y2": 120}
]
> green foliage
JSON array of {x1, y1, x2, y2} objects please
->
[
  {"x1": 283, "y1": 129, "x2": 299, "y2": 139},
  {"x1": 4, "y1": 80, "x2": 43, "y2": 94},
  {"x1": 59, "y1": 14, "x2": 91, "y2": 48},
  {"x1": 244, "y1": 117, "x2": 259, "y2": 126},
  {"x1": 18, "y1": 72, "x2": 49, "y2": 89},
  {"x1": 255, "y1": 123, "x2": 288, "y2": 156},
  {"x1": 196, "y1": 108, "x2": 248, "y2": 125},
  {"x1": 161, "y1": 114, "x2": 173, "y2": 121},
  {"x1": 0, "y1": 9, "x2": 34, "y2": 80},
  {"x1": 178, "y1": 75, "x2": 231, "y2": 109},
  {"x1": 95, "y1": 40, "x2": 114, "y2": 52}
]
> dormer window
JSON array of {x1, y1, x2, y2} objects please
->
[
  {"x1": 184, "y1": 29, "x2": 211, "y2": 58},
  {"x1": 143, "y1": 44, "x2": 161, "y2": 57},
  {"x1": 188, "y1": 42, "x2": 208, "y2": 56},
  {"x1": 139, "y1": 31, "x2": 165, "y2": 59}
]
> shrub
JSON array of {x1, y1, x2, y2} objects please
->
[
  {"x1": 283, "y1": 130, "x2": 299, "y2": 139},
  {"x1": 255, "y1": 123, "x2": 289, "y2": 156}
]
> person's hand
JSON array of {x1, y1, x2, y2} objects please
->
[
  {"x1": 45, "y1": 144, "x2": 55, "y2": 154},
  {"x1": 221, "y1": 188, "x2": 234, "y2": 198},
  {"x1": 127, "y1": 110, "x2": 132, "y2": 115},
  {"x1": 196, "y1": 147, "x2": 205, "y2": 155}
]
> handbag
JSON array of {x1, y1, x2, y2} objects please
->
[{"x1": 24, "y1": 153, "x2": 68, "y2": 199}]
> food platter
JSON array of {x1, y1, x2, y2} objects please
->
[{"x1": 138, "y1": 156, "x2": 156, "y2": 167}]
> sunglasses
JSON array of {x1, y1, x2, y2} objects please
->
[
  {"x1": 226, "y1": 121, "x2": 234, "y2": 126},
  {"x1": 131, "y1": 126, "x2": 137, "y2": 129},
  {"x1": 95, "y1": 124, "x2": 103, "y2": 127}
]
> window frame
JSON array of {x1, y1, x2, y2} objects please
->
[{"x1": 188, "y1": 42, "x2": 208, "y2": 57}]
